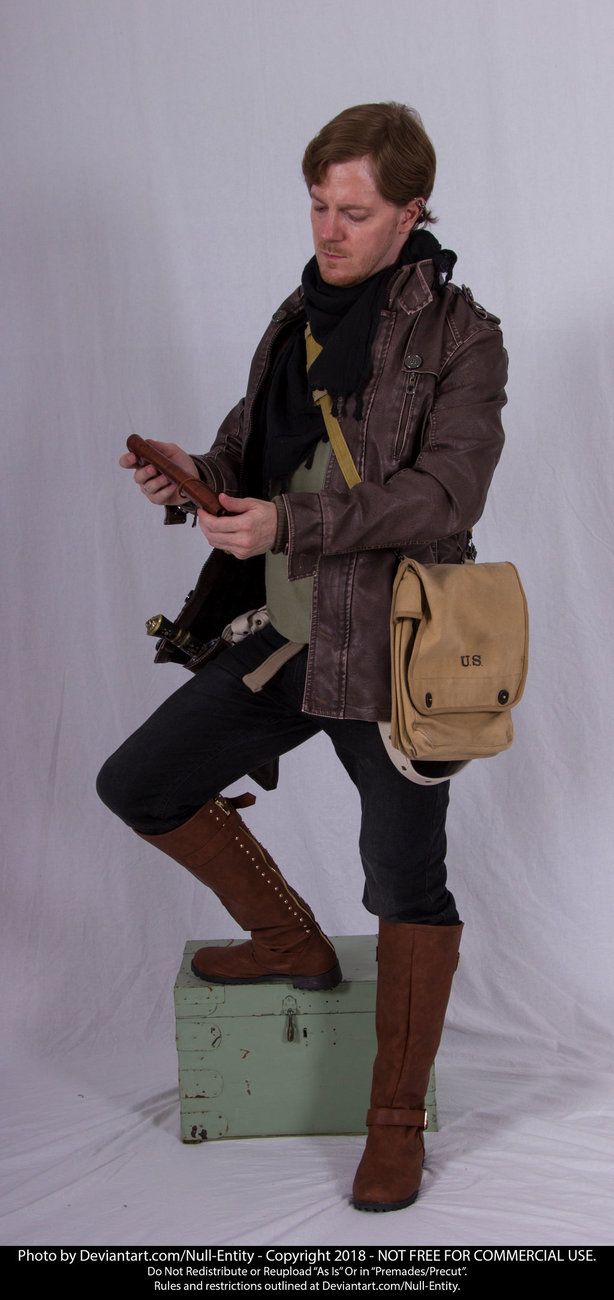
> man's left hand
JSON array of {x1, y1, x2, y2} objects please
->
[{"x1": 198, "y1": 492, "x2": 279, "y2": 558}]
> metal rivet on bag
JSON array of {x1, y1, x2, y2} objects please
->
[
  {"x1": 498, "y1": 689, "x2": 509, "y2": 705},
  {"x1": 404, "y1": 353, "x2": 423, "y2": 369},
  {"x1": 272, "y1": 309, "x2": 287, "y2": 323},
  {"x1": 425, "y1": 692, "x2": 433, "y2": 708}
]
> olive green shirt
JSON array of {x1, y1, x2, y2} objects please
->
[{"x1": 265, "y1": 437, "x2": 331, "y2": 642}]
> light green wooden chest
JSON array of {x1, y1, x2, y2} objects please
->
[{"x1": 174, "y1": 935, "x2": 438, "y2": 1143}]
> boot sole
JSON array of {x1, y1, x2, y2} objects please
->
[
  {"x1": 351, "y1": 1189, "x2": 419, "y2": 1212},
  {"x1": 190, "y1": 959, "x2": 343, "y2": 991}
]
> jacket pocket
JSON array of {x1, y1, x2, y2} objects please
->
[
  {"x1": 392, "y1": 371, "x2": 419, "y2": 461},
  {"x1": 392, "y1": 370, "x2": 439, "y2": 464}
]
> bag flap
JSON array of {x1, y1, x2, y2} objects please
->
[{"x1": 398, "y1": 560, "x2": 529, "y2": 715}]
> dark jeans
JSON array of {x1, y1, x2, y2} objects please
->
[{"x1": 96, "y1": 623, "x2": 460, "y2": 925}]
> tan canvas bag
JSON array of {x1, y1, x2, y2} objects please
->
[
  {"x1": 389, "y1": 558, "x2": 529, "y2": 761},
  {"x1": 305, "y1": 325, "x2": 530, "y2": 767}
]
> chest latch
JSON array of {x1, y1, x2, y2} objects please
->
[{"x1": 282, "y1": 994, "x2": 299, "y2": 1043}]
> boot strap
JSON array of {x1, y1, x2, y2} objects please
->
[
  {"x1": 224, "y1": 793, "x2": 257, "y2": 810},
  {"x1": 367, "y1": 1106, "x2": 428, "y2": 1129}
]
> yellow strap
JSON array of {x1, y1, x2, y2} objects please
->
[{"x1": 305, "y1": 325, "x2": 361, "y2": 489}]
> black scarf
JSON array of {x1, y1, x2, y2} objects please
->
[{"x1": 262, "y1": 228, "x2": 457, "y2": 492}]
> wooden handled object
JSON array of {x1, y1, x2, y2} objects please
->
[{"x1": 126, "y1": 434, "x2": 224, "y2": 515}]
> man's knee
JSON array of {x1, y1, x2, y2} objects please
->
[{"x1": 95, "y1": 749, "x2": 142, "y2": 827}]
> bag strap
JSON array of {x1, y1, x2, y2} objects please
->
[
  {"x1": 305, "y1": 325, "x2": 361, "y2": 488},
  {"x1": 241, "y1": 640, "x2": 306, "y2": 692}
]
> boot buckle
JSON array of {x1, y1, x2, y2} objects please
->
[
  {"x1": 366, "y1": 1106, "x2": 429, "y2": 1128},
  {"x1": 213, "y1": 797, "x2": 232, "y2": 816}
]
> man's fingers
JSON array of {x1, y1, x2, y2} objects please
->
[
  {"x1": 218, "y1": 493, "x2": 254, "y2": 513},
  {"x1": 200, "y1": 502, "x2": 260, "y2": 531},
  {"x1": 198, "y1": 499, "x2": 277, "y2": 559},
  {"x1": 137, "y1": 467, "x2": 167, "y2": 486},
  {"x1": 119, "y1": 446, "x2": 185, "y2": 507},
  {"x1": 199, "y1": 521, "x2": 245, "y2": 540},
  {"x1": 199, "y1": 509, "x2": 255, "y2": 532},
  {"x1": 198, "y1": 512, "x2": 246, "y2": 539},
  {"x1": 140, "y1": 472, "x2": 172, "y2": 495}
]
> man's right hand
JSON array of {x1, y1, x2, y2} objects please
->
[{"x1": 119, "y1": 440, "x2": 198, "y2": 507}]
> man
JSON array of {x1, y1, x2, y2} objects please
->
[{"x1": 97, "y1": 102, "x2": 507, "y2": 1213}]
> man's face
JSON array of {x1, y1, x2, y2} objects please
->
[{"x1": 309, "y1": 156, "x2": 422, "y2": 287}]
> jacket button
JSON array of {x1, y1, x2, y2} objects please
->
[
  {"x1": 404, "y1": 353, "x2": 423, "y2": 369},
  {"x1": 498, "y1": 689, "x2": 509, "y2": 705},
  {"x1": 425, "y1": 692, "x2": 433, "y2": 708},
  {"x1": 272, "y1": 309, "x2": 287, "y2": 323}
]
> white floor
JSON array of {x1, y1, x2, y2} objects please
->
[{"x1": 2, "y1": 1032, "x2": 612, "y2": 1247}]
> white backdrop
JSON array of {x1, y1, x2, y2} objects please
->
[{"x1": 2, "y1": 0, "x2": 614, "y2": 1249}]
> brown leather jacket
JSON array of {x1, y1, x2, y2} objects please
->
[{"x1": 167, "y1": 256, "x2": 508, "y2": 724}]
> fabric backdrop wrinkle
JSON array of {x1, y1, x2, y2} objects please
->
[{"x1": 1, "y1": 0, "x2": 613, "y2": 1246}]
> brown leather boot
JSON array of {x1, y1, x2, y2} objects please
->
[
  {"x1": 138, "y1": 792, "x2": 342, "y2": 990},
  {"x1": 351, "y1": 919, "x2": 463, "y2": 1212}
]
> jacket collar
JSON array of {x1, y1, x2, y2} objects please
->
[
  {"x1": 277, "y1": 258, "x2": 440, "y2": 323},
  {"x1": 386, "y1": 260, "x2": 437, "y2": 315}
]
